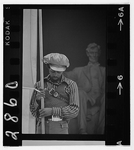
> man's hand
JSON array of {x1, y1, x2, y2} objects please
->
[
  {"x1": 39, "y1": 108, "x2": 52, "y2": 118},
  {"x1": 36, "y1": 88, "x2": 46, "y2": 100}
]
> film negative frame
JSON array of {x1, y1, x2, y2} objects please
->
[{"x1": 3, "y1": 4, "x2": 130, "y2": 146}]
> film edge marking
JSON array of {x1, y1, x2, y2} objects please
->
[{"x1": 4, "y1": 81, "x2": 19, "y2": 141}]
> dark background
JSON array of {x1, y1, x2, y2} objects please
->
[{"x1": 42, "y1": 6, "x2": 106, "y2": 75}]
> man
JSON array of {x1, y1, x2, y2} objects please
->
[
  {"x1": 30, "y1": 53, "x2": 79, "y2": 134},
  {"x1": 64, "y1": 43, "x2": 105, "y2": 134}
]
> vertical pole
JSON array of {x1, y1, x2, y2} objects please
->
[{"x1": 39, "y1": 9, "x2": 45, "y2": 134}]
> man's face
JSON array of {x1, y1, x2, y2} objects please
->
[
  {"x1": 86, "y1": 48, "x2": 99, "y2": 63},
  {"x1": 49, "y1": 68, "x2": 63, "y2": 81}
]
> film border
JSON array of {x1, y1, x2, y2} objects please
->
[
  {"x1": 3, "y1": 4, "x2": 130, "y2": 146},
  {"x1": 3, "y1": 5, "x2": 23, "y2": 146}
]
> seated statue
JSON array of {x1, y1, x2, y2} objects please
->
[{"x1": 64, "y1": 43, "x2": 105, "y2": 134}]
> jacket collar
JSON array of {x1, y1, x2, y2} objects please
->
[{"x1": 45, "y1": 74, "x2": 66, "y2": 85}]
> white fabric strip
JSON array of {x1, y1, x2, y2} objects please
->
[{"x1": 22, "y1": 9, "x2": 37, "y2": 133}]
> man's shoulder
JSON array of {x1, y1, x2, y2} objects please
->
[
  {"x1": 35, "y1": 76, "x2": 49, "y2": 85},
  {"x1": 63, "y1": 75, "x2": 77, "y2": 85}
]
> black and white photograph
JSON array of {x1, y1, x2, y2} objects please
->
[
  {"x1": 3, "y1": 3, "x2": 130, "y2": 146},
  {"x1": 22, "y1": 6, "x2": 106, "y2": 136}
]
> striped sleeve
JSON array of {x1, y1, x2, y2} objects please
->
[
  {"x1": 29, "y1": 82, "x2": 41, "y2": 117},
  {"x1": 61, "y1": 80, "x2": 79, "y2": 120}
]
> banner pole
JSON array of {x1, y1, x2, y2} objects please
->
[{"x1": 39, "y1": 9, "x2": 45, "y2": 134}]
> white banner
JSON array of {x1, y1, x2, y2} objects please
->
[{"x1": 22, "y1": 9, "x2": 37, "y2": 133}]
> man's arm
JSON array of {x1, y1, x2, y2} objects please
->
[
  {"x1": 30, "y1": 81, "x2": 41, "y2": 117},
  {"x1": 61, "y1": 81, "x2": 79, "y2": 120}
]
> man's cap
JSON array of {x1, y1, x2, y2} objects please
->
[{"x1": 43, "y1": 53, "x2": 70, "y2": 72}]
